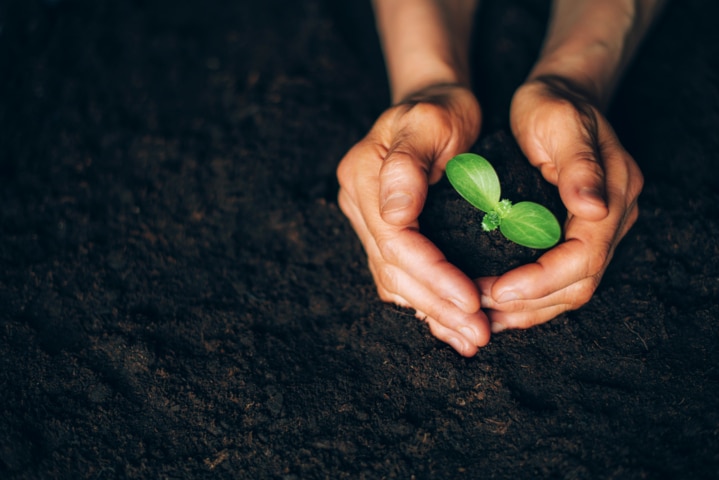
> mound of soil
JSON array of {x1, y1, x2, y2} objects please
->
[{"x1": 1, "y1": 0, "x2": 718, "y2": 478}]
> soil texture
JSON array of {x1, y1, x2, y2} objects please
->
[{"x1": 1, "y1": 0, "x2": 719, "y2": 478}]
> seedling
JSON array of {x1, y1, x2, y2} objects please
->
[{"x1": 445, "y1": 153, "x2": 561, "y2": 249}]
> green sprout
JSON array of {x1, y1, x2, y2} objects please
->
[{"x1": 445, "y1": 153, "x2": 561, "y2": 249}]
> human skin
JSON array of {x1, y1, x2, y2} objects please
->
[{"x1": 336, "y1": 0, "x2": 665, "y2": 356}]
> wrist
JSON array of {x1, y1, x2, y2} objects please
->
[
  {"x1": 391, "y1": 65, "x2": 467, "y2": 105},
  {"x1": 527, "y1": 0, "x2": 664, "y2": 108},
  {"x1": 372, "y1": 0, "x2": 477, "y2": 104},
  {"x1": 392, "y1": 83, "x2": 482, "y2": 160},
  {"x1": 528, "y1": 28, "x2": 631, "y2": 109}
]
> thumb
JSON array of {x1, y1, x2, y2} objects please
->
[
  {"x1": 554, "y1": 142, "x2": 609, "y2": 221},
  {"x1": 511, "y1": 78, "x2": 611, "y2": 221},
  {"x1": 552, "y1": 113, "x2": 630, "y2": 222},
  {"x1": 378, "y1": 140, "x2": 433, "y2": 226},
  {"x1": 518, "y1": 105, "x2": 610, "y2": 222}
]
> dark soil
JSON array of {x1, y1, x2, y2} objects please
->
[{"x1": 2, "y1": 0, "x2": 718, "y2": 478}]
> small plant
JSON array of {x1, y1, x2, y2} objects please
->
[{"x1": 445, "y1": 153, "x2": 561, "y2": 249}]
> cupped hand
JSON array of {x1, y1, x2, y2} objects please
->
[
  {"x1": 337, "y1": 83, "x2": 490, "y2": 356},
  {"x1": 479, "y1": 76, "x2": 644, "y2": 332}
]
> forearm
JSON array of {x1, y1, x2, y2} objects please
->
[
  {"x1": 371, "y1": 0, "x2": 480, "y2": 103},
  {"x1": 529, "y1": 0, "x2": 667, "y2": 108}
]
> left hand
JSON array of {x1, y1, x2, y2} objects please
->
[
  {"x1": 478, "y1": 76, "x2": 644, "y2": 332},
  {"x1": 337, "y1": 84, "x2": 490, "y2": 356}
]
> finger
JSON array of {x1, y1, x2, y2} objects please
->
[
  {"x1": 420, "y1": 312, "x2": 481, "y2": 357},
  {"x1": 378, "y1": 99, "x2": 480, "y2": 226},
  {"x1": 375, "y1": 279, "x2": 484, "y2": 356},
  {"x1": 554, "y1": 144, "x2": 609, "y2": 222},
  {"x1": 377, "y1": 115, "x2": 458, "y2": 226},
  {"x1": 485, "y1": 154, "x2": 640, "y2": 303},
  {"x1": 553, "y1": 117, "x2": 637, "y2": 222},
  {"x1": 378, "y1": 144, "x2": 431, "y2": 226},
  {"x1": 477, "y1": 201, "x2": 638, "y2": 313},
  {"x1": 373, "y1": 228, "x2": 481, "y2": 312},
  {"x1": 480, "y1": 236, "x2": 603, "y2": 305},
  {"x1": 373, "y1": 259, "x2": 490, "y2": 356},
  {"x1": 479, "y1": 273, "x2": 585, "y2": 333},
  {"x1": 349, "y1": 165, "x2": 482, "y2": 314},
  {"x1": 480, "y1": 274, "x2": 595, "y2": 314},
  {"x1": 377, "y1": 263, "x2": 490, "y2": 345},
  {"x1": 522, "y1": 107, "x2": 610, "y2": 221},
  {"x1": 485, "y1": 304, "x2": 572, "y2": 333},
  {"x1": 369, "y1": 235, "x2": 490, "y2": 345},
  {"x1": 341, "y1": 186, "x2": 490, "y2": 348}
]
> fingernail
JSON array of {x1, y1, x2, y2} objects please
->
[
  {"x1": 447, "y1": 336, "x2": 467, "y2": 354},
  {"x1": 496, "y1": 291, "x2": 520, "y2": 303},
  {"x1": 381, "y1": 193, "x2": 412, "y2": 214},
  {"x1": 491, "y1": 322, "x2": 506, "y2": 333},
  {"x1": 459, "y1": 327, "x2": 479, "y2": 346}
]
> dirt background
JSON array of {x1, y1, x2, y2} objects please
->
[{"x1": 1, "y1": 0, "x2": 718, "y2": 478}]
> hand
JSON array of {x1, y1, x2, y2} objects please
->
[
  {"x1": 337, "y1": 84, "x2": 490, "y2": 356},
  {"x1": 478, "y1": 76, "x2": 644, "y2": 332}
]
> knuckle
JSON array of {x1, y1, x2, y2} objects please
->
[
  {"x1": 374, "y1": 262, "x2": 401, "y2": 296},
  {"x1": 582, "y1": 155, "x2": 605, "y2": 176},
  {"x1": 626, "y1": 204, "x2": 640, "y2": 227},
  {"x1": 631, "y1": 163, "x2": 645, "y2": 193},
  {"x1": 515, "y1": 315, "x2": 545, "y2": 330},
  {"x1": 337, "y1": 188, "x2": 360, "y2": 222},
  {"x1": 585, "y1": 245, "x2": 609, "y2": 277},
  {"x1": 382, "y1": 149, "x2": 419, "y2": 175},
  {"x1": 376, "y1": 234, "x2": 405, "y2": 265},
  {"x1": 336, "y1": 154, "x2": 355, "y2": 187},
  {"x1": 376, "y1": 287, "x2": 395, "y2": 305},
  {"x1": 538, "y1": 163, "x2": 559, "y2": 183},
  {"x1": 337, "y1": 188, "x2": 350, "y2": 215},
  {"x1": 405, "y1": 103, "x2": 453, "y2": 133},
  {"x1": 572, "y1": 278, "x2": 599, "y2": 307}
]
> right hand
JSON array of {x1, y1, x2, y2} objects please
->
[
  {"x1": 337, "y1": 84, "x2": 490, "y2": 356},
  {"x1": 477, "y1": 76, "x2": 644, "y2": 331}
]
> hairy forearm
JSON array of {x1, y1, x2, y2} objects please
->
[
  {"x1": 371, "y1": 0, "x2": 480, "y2": 103},
  {"x1": 530, "y1": 0, "x2": 667, "y2": 108}
]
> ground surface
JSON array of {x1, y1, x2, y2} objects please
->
[{"x1": 1, "y1": 1, "x2": 718, "y2": 478}]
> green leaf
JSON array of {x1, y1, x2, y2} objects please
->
[
  {"x1": 445, "y1": 154, "x2": 501, "y2": 213},
  {"x1": 500, "y1": 201, "x2": 561, "y2": 249}
]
